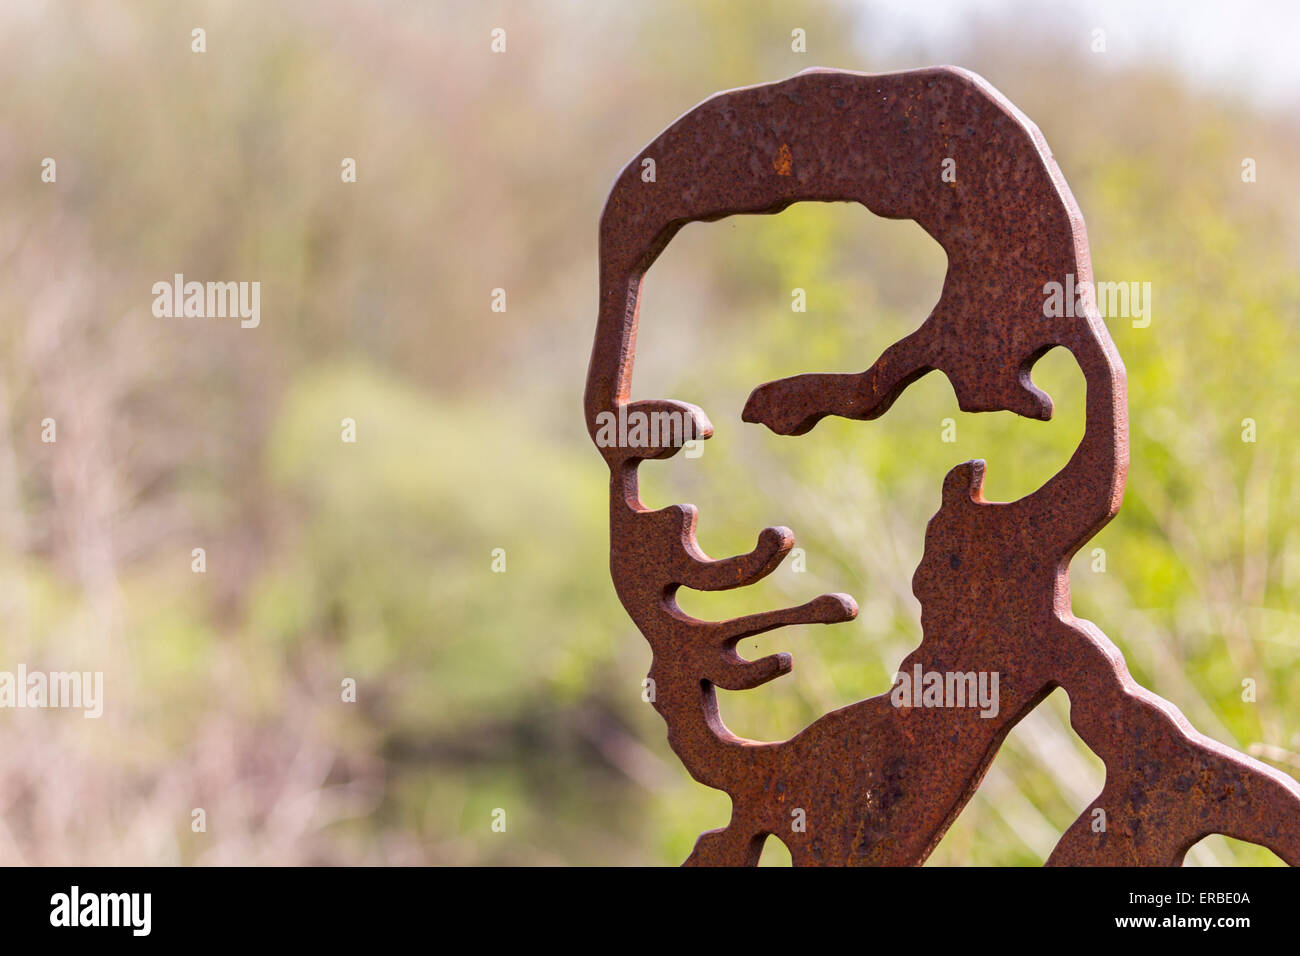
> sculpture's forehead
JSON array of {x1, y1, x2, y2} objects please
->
[{"x1": 588, "y1": 67, "x2": 1095, "y2": 426}]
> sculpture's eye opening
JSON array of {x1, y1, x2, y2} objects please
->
[{"x1": 633, "y1": 202, "x2": 945, "y2": 508}]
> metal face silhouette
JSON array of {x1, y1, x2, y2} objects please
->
[{"x1": 585, "y1": 67, "x2": 1300, "y2": 865}]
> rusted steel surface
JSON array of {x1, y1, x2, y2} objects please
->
[{"x1": 584, "y1": 67, "x2": 1300, "y2": 865}]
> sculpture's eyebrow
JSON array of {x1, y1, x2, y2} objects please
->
[{"x1": 740, "y1": 329, "x2": 935, "y2": 437}]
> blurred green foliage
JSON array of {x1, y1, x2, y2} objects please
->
[{"x1": 0, "y1": 0, "x2": 1296, "y2": 865}]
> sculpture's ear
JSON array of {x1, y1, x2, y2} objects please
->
[
  {"x1": 942, "y1": 459, "x2": 987, "y2": 505},
  {"x1": 942, "y1": 352, "x2": 1054, "y2": 422}
]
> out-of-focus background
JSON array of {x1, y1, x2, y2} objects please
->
[{"x1": 1, "y1": 0, "x2": 1298, "y2": 865}]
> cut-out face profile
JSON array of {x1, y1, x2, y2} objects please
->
[{"x1": 586, "y1": 67, "x2": 1300, "y2": 866}]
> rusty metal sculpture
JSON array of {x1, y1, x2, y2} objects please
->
[{"x1": 584, "y1": 67, "x2": 1300, "y2": 865}]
